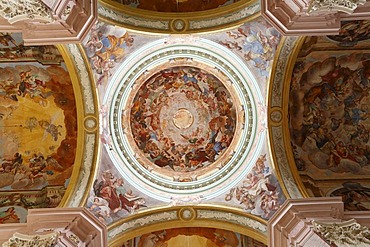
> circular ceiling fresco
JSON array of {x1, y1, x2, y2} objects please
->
[
  {"x1": 129, "y1": 65, "x2": 237, "y2": 174},
  {"x1": 105, "y1": 38, "x2": 264, "y2": 201}
]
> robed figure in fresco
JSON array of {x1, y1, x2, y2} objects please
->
[
  {"x1": 89, "y1": 170, "x2": 147, "y2": 223},
  {"x1": 0, "y1": 207, "x2": 20, "y2": 224}
]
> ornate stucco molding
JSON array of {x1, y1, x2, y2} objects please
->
[
  {"x1": 56, "y1": 44, "x2": 99, "y2": 208},
  {"x1": 261, "y1": 0, "x2": 370, "y2": 35},
  {"x1": 3, "y1": 232, "x2": 58, "y2": 247},
  {"x1": 0, "y1": 208, "x2": 107, "y2": 246},
  {"x1": 0, "y1": 0, "x2": 97, "y2": 45},
  {"x1": 313, "y1": 219, "x2": 370, "y2": 246},
  {"x1": 108, "y1": 206, "x2": 267, "y2": 245},
  {"x1": 268, "y1": 197, "x2": 370, "y2": 247},
  {"x1": 308, "y1": 0, "x2": 366, "y2": 14},
  {"x1": 268, "y1": 197, "x2": 343, "y2": 247},
  {"x1": 0, "y1": 0, "x2": 53, "y2": 24}
]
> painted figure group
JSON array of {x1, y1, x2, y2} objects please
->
[
  {"x1": 0, "y1": 70, "x2": 51, "y2": 102},
  {"x1": 225, "y1": 154, "x2": 280, "y2": 219},
  {"x1": 88, "y1": 170, "x2": 147, "y2": 224},
  {"x1": 130, "y1": 66, "x2": 236, "y2": 172},
  {"x1": 219, "y1": 21, "x2": 280, "y2": 77},
  {"x1": 85, "y1": 25, "x2": 134, "y2": 85},
  {"x1": 292, "y1": 57, "x2": 370, "y2": 175},
  {"x1": 0, "y1": 152, "x2": 59, "y2": 189}
]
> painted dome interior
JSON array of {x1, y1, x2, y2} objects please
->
[
  {"x1": 129, "y1": 65, "x2": 237, "y2": 174},
  {"x1": 1, "y1": 2, "x2": 370, "y2": 246}
]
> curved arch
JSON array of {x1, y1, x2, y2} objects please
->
[
  {"x1": 108, "y1": 205, "x2": 267, "y2": 246},
  {"x1": 57, "y1": 44, "x2": 100, "y2": 207},
  {"x1": 98, "y1": 0, "x2": 260, "y2": 34},
  {"x1": 267, "y1": 36, "x2": 309, "y2": 199}
]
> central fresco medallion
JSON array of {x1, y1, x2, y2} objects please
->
[
  {"x1": 130, "y1": 66, "x2": 236, "y2": 173},
  {"x1": 172, "y1": 108, "x2": 194, "y2": 129}
]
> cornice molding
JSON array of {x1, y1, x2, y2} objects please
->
[
  {"x1": 0, "y1": 208, "x2": 107, "y2": 246},
  {"x1": 261, "y1": 0, "x2": 370, "y2": 35},
  {"x1": 0, "y1": 0, "x2": 97, "y2": 45},
  {"x1": 268, "y1": 197, "x2": 370, "y2": 247}
]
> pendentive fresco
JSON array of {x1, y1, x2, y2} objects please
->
[{"x1": 82, "y1": 18, "x2": 287, "y2": 229}]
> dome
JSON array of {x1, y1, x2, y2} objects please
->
[{"x1": 105, "y1": 38, "x2": 264, "y2": 201}]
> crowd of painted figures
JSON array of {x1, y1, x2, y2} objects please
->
[
  {"x1": 291, "y1": 57, "x2": 370, "y2": 175},
  {"x1": 0, "y1": 70, "x2": 51, "y2": 102},
  {"x1": 327, "y1": 20, "x2": 370, "y2": 44},
  {"x1": 85, "y1": 25, "x2": 134, "y2": 85},
  {"x1": 331, "y1": 182, "x2": 370, "y2": 211},
  {"x1": 130, "y1": 66, "x2": 236, "y2": 172},
  {"x1": 219, "y1": 21, "x2": 280, "y2": 77},
  {"x1": 0, "y1": 152, "x2": 62, "y2": 189},
  {"x1": 225, "y1": 154, "x2": 280, "y2": 219},
  {"x1": 0, "y1": 64, "x2": 76, "y2": 190}
]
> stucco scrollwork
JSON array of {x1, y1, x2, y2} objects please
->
[
  {"x1": 0, "y1": 0, "x2": 53, "y2": 24},
  {"x1": 97, "y1": 4, "x2": 169, "y2": 30},
  {"x1": 188, "y1": 2, "x2": 260, "y2": 30},
  {"x1": 170, "y1": 195, "x2": 204, "y2": 206},
  {"x1": 3, "y1": 232, "x2": 58, "y2": 247},
  {"x1": 67, "y1": 44, "x2": 95, "y2": 114},
  {"x1": 313, "y1": 219, "x2": 370, "y2": 245},
  {"x1": 308, "y1": 0, "x2": 366, "y2": 14},
  {"x1": 197, "y1": 210, "x2": 267, "y2": 234},
  {"x1": 108, "y1": 211, "x2": 178, "y2": 239}
]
